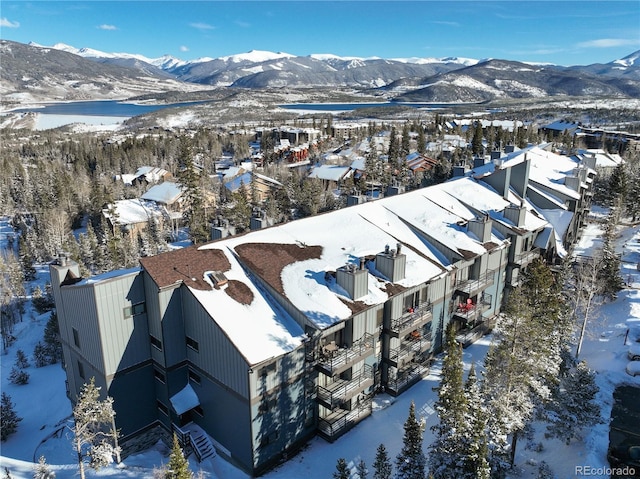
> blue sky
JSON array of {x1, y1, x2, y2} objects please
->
[{"x1": 1, "y1": 1, "x2": 639, "y2": 66}]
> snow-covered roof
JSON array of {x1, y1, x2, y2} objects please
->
[
  {"x1": 140, "y1": 181, "x2": 184, "y2": 205},
  {"x1": 309, "y1": 165, "x2": 351, "y2": 182},
  {"x1": 575, "y1": 149, "x2": 623, "y2": 169},
  {"x1": 103, "y1": 199, "x2": 164, "y2": 226},
  {"x1": 526, "y1": 147, "x2": 583, "y2": 201},
  {"x1": 538, "y1": 209, "x2": 572, "y2": 257},
  {"x1": 170, "y1": 384, "x2": 200, "y2": 415}
]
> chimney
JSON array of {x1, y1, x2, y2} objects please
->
[
  {"x1": 336, "y1": 262, "x2": 369, "y2": 300},
  {"x1": 376, "y1": 244, "x2": 406, "y2": 282},
  {"x1": 504, "y1": 203, "x2": 526, "y2": 227},
  {"x1": 468, "y1": 214, "x2": 492, "y2": 243},
  {"x1": 359, "y1": 257, "x2": 366, "y2": 270}
]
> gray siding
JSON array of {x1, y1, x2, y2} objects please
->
[
  {"x1": 94, "y1": 273, "x2": 150, "y2": 375},
  {"x1": 182, "y1": 290, "x2": 250, "y2": 398}
]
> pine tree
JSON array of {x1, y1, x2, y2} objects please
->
[
  {"x1": 471, "y1": 122, "x2": 484, "y2": 156},
  {"x1": 9, "y1": 366, "x2": 29, "y2": 385},
  {"x1": 43, "y1": 311, "x2": 62, "y2": 364},
  {"x1": 396, "y1": 402, "x2": 426, "y2": 479},
  {"x1": 15, "y1": 349, "x2": 29, "y2": 368},
  {"x1": 461, "y1": 364, "x2": 490, "y2": 479},
  {"x1": 373, "y1": 443, "x2": 392, "y2": 479},
  {"x1": 429, "y1": 325, "x2": 467, "y2": 479},
  {"x1": 166, "y1": 433, "x2": 192, "y2": 479},
  {"x1": 33, "y1": 455, "x2": 55, "y2": 479},
  {"x1": 333, "y1": 458, "x2": 350, "y2": 479},
  {"x1": 544, "y1": 361, "x2": 601, "y2": 445},
  {"x1": 417, "y1": 128, "x2": 426, "y2": 155},
  {"x1": 71, "y1": 378, "x2": 120, "y2": 479},
  {"x1": 355, "y1": 458, "x2": 368, "y2": 479},
  {"x1": 1, "y1": 392, "x2": 22, "y2": 441},
  {"x1": 388, "y1": 127, "x2": 400, "y2": 162}
]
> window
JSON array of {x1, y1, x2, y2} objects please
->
[
  {"x1": 77, "y1": 360, "x2": 85, "y2": 380},
  {"x1": 376, "y1": 308, "x2": 384, "y2": 328},
  {"x1": 154, "y1": 369, "x2": 166, "y2": 383},
  {"x1": 150, "y1": 335, "x2": 162, "y2": 351},
  {"x1": 72, "y1": 328, "x2": 80, "y2": 348},
  {"x1": 194, "y1": 405, "x2": 204, "y2": 417},
  {"x1": 186, "y1": 336, "x2": 199, "y2": 352},
  {"x1": 123, "y1": 302, "x2": 146, "y2": 318},
  {"x1": 188, "y1": 370, "x2": 201, "y2": 385},
  {"x1": 157, "y1": 401, "x2": 169, "y2": 416}
]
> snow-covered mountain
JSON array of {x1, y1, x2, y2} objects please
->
[{"x1": 3, "y1": 40, "x2": 640, "y2": 105}]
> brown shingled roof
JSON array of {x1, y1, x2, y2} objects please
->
[
  {"x1": 235, "y1": 242, "x2": 323, "y2": 294},
  {"x1": 140, "y1": 245, "x2": 231, "y2": 291}
]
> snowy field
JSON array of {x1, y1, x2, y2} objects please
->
[{"x1": 1, "y1": 215, "x2": 639, "y2": 479}]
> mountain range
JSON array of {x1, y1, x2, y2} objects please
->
[{"x1": 2, "y1": 39, "x2": 640, "y2": 105}]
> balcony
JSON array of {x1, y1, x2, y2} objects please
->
[
  {"x1": 317, "y1": 333, "x2": 375, "y2": 377},
  {"x1": 387, "y1": 334, "x2": 432, "y2": 368},
  {"x1": 317, "y1": 397, "x2": 372, "y2": 442},
  {"x1": 385, "y1": 357, "x2": 433, "y2": 396},
  {"x1": 452, "y1": 293, "x2": 492, "y2": 324},
  {"x1": 317, "y1": 364, "x2": 373, "y2": 410},
  {"x1": 388, "y1": 302, "x2": 432, "y2": 338},
  {"x1": 456, "y1": 316, "x2": 497, "y2": 348},
  {"x1": 455, "y1": 270, "x2": 495, "y2": 297},
  {"x1": 511, "y1": 248, "x2": 540, "y2": 267}
]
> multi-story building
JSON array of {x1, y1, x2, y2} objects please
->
[{"x1": 50, "y1": 143, "x2": 594, "y2": 476}]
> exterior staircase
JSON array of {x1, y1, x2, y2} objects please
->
[{"x1": 174, "y1": 423, "x2": 216, "y2": 462}]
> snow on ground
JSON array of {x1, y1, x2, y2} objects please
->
[{"x1": 1, "y1": 214, "x2": 640, "y2": 479}]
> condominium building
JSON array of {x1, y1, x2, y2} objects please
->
[{"x1": 50, "y1": 143, "x2": 594, "y2": 476}]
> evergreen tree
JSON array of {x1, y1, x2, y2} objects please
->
[
  {"x1": 15, "y1": 349, "x2": 29, "y2": 369},
  {"x1": 544, "y1": 361, "x2": 601, "y2": 445},
  {"x1": 388, "y1": 127, "x2": 400, "y2": 163},
  {"x1": 166, "y1": 433, "x2": 192, "y2": 479},
  {"x1": 176, "y1": 138, "x2": 208, "y2": 244},
  {"x1": 355, "y1": 458, "x2": 368, "y2": 479},
  {"x1": 71, "y1": 378, "x2": 121, "y2": 479},
  {"x1": 400, "y1": 123, "x2": 411, "y2": 159},
  {"x1": 417, "y1": 128, "x2": 426, "y2": 155},
  {"x1": 373, "y1": 444, "x2": 392, "y2": 479},
  {"x1": 461, "y1": 364, "x2": 490, "y2": 479},
  {"x1": 0, "y1": 392, "x2": 22, "y2": 441},
  {"x1": 33, "y1": 341, "x2": 49, "y2": 368},
  {"x1": 333, "y1": 458, "x2": 350, "y2": 479},
  {"x1": 9, "y1": 366, "x2": 29, "y2": 385},
  {"x1": 471, "y1": 122, "x2": 484, "y2": 156},
  {"x1": 429, "y1": 325, "x2": 467, "y2": 479},
  {"x1": 33, "y1": 456, "x2": 55, "y2": 479},
  {"x1": 43, "y1": 311, "x2": 62, "y2": 364},
  {"x1": 396, "y1": 402, "x2": 426, "y2": 479}
]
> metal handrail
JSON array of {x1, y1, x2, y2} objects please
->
[
  {"x1": 455, "y1": 269, "x2": 495, "y2": 294},
  {"x1": 390, "y1": 301, "x2": 432, "y2": 333}
]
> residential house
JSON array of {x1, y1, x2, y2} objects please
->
[{"x1": 102, "y1": 199, "x2": 165, "y2": 238}]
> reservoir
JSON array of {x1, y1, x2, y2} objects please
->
[
  {"x1": 13, "y1": 100, "x2": 203, "y2": 117},
  {"x1": 279, "y1": 102, "x2": 469, "y2": 111}
]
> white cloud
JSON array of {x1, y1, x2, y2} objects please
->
[
  {"x1": 98, "y1": 24, "x2": 117, "y2": 31},
  {"x1": 1, "y1": 17, "x2": 20, "y2": 28},
  {"x1": 235, "y1": 20, "x2": 251, "y2": 28},
  {"x1": 189, "y1": 22, "x2": 214, "y2": 30},
  {"x1": 577, "y1": 38, "x2": 637, "y2": 48},
  {"x1": 180, "y1": 45, "x2": 189, "y2": 52}
]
